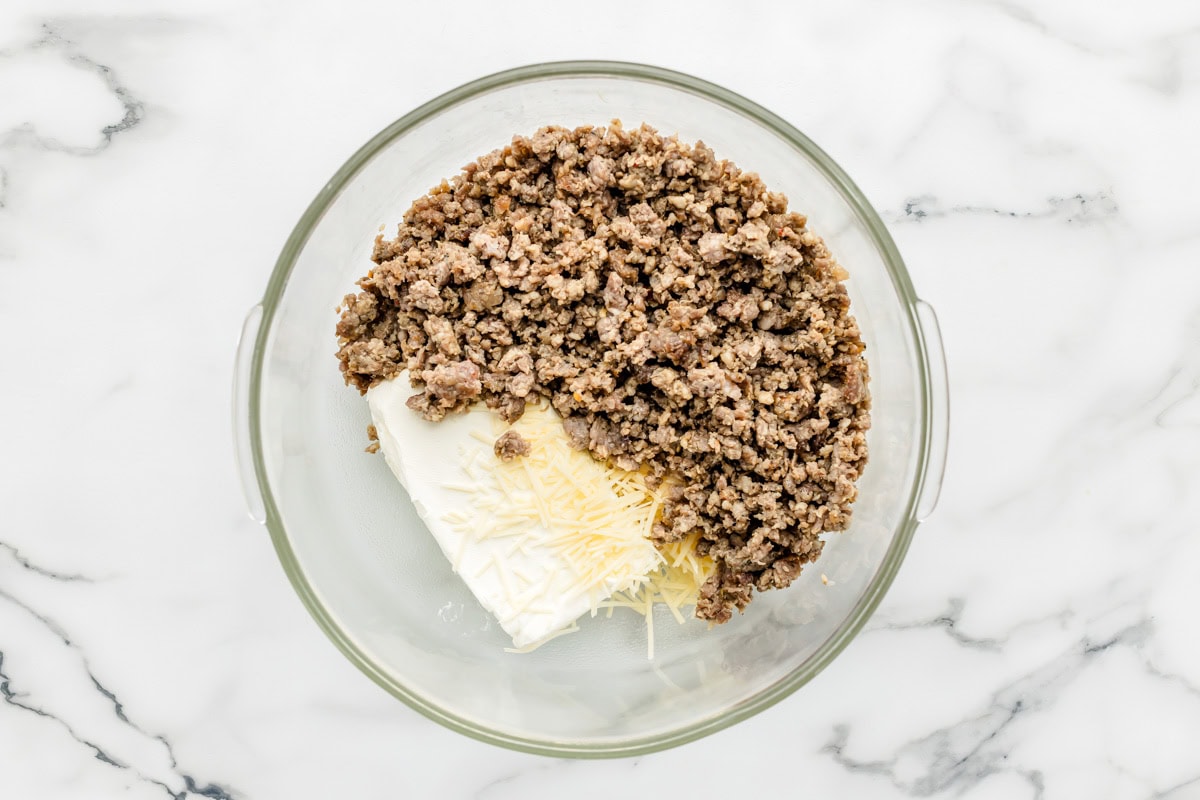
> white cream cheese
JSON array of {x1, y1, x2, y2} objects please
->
[{"x1": 367, "y1": 377, "x2": 663, "y2": 649}]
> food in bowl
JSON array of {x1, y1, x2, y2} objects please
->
[
  {"x1": 335, "y1": 121, "x2": 871, "y2": 651},
  {"x1": 364, "y1": 378, "x2": 713, "y2": 654}
]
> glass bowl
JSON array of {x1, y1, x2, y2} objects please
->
[{"x1": 233, "y1": 61, "x2": 948, "y2": 757}]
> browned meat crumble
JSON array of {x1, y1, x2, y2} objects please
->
[
  {"x1": 493, "y1": 430, "x2": 532, "y2": 462},
  {"x1": 336, "y1": 122, "x2": 871, "y2": 622}
]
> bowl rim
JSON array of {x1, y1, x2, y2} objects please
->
[{"x1": 247, "y1": 59, "x2": 935, "y2": 758}]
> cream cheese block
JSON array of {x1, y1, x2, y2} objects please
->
[{"x1": 367, "y1": 376, "x2": 663, "y2": 649}]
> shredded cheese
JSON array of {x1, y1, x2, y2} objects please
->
[{"x1": 442, "y1": 401, "x2": 716, "y2": 657}]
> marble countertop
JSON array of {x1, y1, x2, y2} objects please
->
[{"x1": 3, "y1": 1, "x2": 1199, "y2": 797}]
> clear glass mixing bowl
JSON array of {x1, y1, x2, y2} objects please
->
[{"x1": 233, "y1": 61, "x2": 948, "y2": 757}]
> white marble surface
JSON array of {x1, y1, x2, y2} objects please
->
[{"x1": 2, "y1": 0, "x2": 1199, "y2": 796}]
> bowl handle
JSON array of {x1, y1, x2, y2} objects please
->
[
  {"x1": 915, "y1": 299, "x2": 949, "y2": 521},
  {"x1": 233, "y1": 304, "x2": 267, "y2": 524}
]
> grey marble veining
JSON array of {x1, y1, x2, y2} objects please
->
[{"x1": 2, "y1": 0, "x2": 1199, "y2": 797}]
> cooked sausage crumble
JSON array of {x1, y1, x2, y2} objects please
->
[
  {"x1": 336, "y1": 122, "x2": 870, "y2": 622},
  {"x1": 493, "y1": 430, "x2": 532, "y2": 462}
]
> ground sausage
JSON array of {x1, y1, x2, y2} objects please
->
[
  {"x1": 336, "y1": 122, "x2": 871, "y2": 622},
  {"x1": 493, "y1": 430, "x2": 532, "y2": 462}
]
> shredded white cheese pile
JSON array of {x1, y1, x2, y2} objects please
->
[{"x1": 444, "y1": 402, "x2": 715, "y2": 657}]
